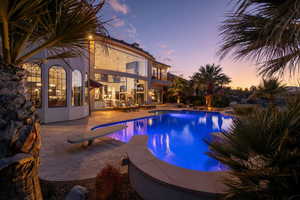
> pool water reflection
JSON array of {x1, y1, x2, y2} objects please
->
[{"x1": 94, "y1": 111, "x2": 233, "y2": 172}]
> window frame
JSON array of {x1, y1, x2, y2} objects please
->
[
  {"x1": 84, "y1": 72, "x2": 89, "y2": 105},
  {"x1": 72, "y1": 69, "x2": 83, "y2": 107},
  {"x1": 22, "y1": 63, "x2": 42, "y2": 108},
  {"x1": 48, "y1": 66, "x2": 67, "y2": 108}
]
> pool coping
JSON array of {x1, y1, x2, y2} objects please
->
[
  {"x1": 91, "y1": 115, "x2": 157, "y2": 130},
  {"x1": 92, "y1": 109, "x2": 234, "y2": 130},
  {"x1": 126, "y1": 135, "x2": 228, "y2": 196}
]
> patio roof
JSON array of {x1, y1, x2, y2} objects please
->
[{"x1": 90, "y1": 79, "x2": 103, "y2": 88}]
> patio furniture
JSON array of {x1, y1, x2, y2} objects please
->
[
  {"x1": 130, "y1": 105, "x2": 140, "y2": 111},
  {"x1": 117, "y1": 106, "x2": 132, "y2": 112},
  {"x1": 197, "y1": 106, "x2": 207, "y2": 111},
  {"x1": 140, "y1": 104, "x2": 156, "y2": 109},
  {"x1": 176, "y1": 103, "x2": 185, "y2": 108},
  {"x1": 117, "y1": 104, "x2": 140, "y2": 112},
  {"x1": 67, "y1": 124, "x2": 127, "y2": 147}
]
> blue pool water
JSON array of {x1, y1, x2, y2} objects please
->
[{"x1": 93, "y1": 111, "x2": 233, "y2": 172}]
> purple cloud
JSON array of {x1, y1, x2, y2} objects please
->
[
  {"x1": 164, "y1": 49, "x2": 175, "y2": 56},
  {"x1": 126, "y1": 23, "x2": 137, "y2": 38},
  {"x1": 111, "y1": 16, "x2": 125, "y2": 27},
  {"x1": 158, "y1": 44, "x2": 168, "y2": 49},
  {"x1": 108, "y1": 0, "x2": 129, "y2": 14}
]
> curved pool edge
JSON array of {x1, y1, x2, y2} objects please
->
[
  {"x1": 91, "y1": 115, "x2": 156, "y2": 130},
  {"x1": 91, "y1": 109, "x2": 234, "y2": 130},
  {"x1": 126, "y1": 135, "x2": 228, "y2": 200}
]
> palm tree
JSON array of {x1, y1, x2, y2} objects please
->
[
  {"x1": 219, "y1": 0, "x2": 300, "y2": 77},
  {"x1": 207, "y1": 98, "x2": 300, "y2": 199},
  {"x1": 0, "y1": 0, "x2": 107, "y2": 199},
  {"x1": 191, "y1": 64, "x2": 231, "y2": 107},
  {"x1": 167, "y1": 76, "x2": 188, "y2": 104},
  {"x1": 255, "y1": 78, "x2": 286, "y2": 104}
]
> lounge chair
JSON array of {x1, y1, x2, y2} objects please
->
[
  {"x1": 117, "y1": 106, "x2": 132, "y2": 112},
  {"x1": 140, "y1": 104, "x2": 156, "y2": 109}
]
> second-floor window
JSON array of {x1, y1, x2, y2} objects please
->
[
  {"x1": 101, "y1": 74, "x2": 108, "y2": 82},
  {"x1": 152, "y1": 67, "x2": 158, "y2": 79}
]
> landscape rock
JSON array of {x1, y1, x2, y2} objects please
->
[{"x1": 65, "y1": 185, "x2": 88, "y2": 200}]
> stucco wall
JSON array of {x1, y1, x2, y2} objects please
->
[{"x1": 36, "y1": 52, "x2": 89, "y2": 123}]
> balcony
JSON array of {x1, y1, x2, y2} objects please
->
[{"x1": 151, "y1": 76, "x2": 171, "y2": 87}]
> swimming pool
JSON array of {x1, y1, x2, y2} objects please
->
[{"x1": 93, "y1": 110, "x2": 233, "y2": 172}]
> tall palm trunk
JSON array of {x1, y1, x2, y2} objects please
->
[
  {"x1": 205, "y1": 94, "x2": 213, "y2": 107},
  {"x1": 0, "y1": 63, "x2": 42, "y2": 199},
  {"x1": 177, "y1": 96, "x2": 181, "y2": 104}
]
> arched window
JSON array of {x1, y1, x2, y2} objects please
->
[
  {"x1": 48, "y1": 66, "x2": 67, "y2": 107},
  {"x1": 22, "y1": 63, "x2": 42, "y2": 108},
  {"x1": 72, "y1": 70, "x2": 83, "y2": 106}
]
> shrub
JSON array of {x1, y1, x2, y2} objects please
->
[
  {"x1": 232, "y1": 104, "x2": 257, "y2": 115},
  {"x1": 207, "y1": 98, "x2": 300, "y2": 200},
  {"x1": 95, "y1": 165, "x2": 122, "y2": 200},
  {"x1": 213, "y1": 95, "x2": 230, "y2": 108},
  {"x1": 186, "y1": 95, "x2": 205, "y2": 106}
]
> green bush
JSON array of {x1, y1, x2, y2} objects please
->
[{"x1": 207, "y1": 99, "x2": 300, "y2": 200}]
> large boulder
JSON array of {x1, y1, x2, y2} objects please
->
[{"x1": 65, "y1": 185, "x2": 88, "y2": 200}]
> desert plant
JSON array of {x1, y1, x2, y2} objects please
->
[
  {"x1": 0, "y1": 0, "x2": 107, "y2": 199},
  {"x1": 232, "y1": 104, "x2": 258, "y2": 116},
  {"x1": 207, "y1": 98, "x2": 300, "y2": 199},
  {"x1": 256, "y1": 78, "x2": 286, "y2": 104},
  {"x1": 95, "y1": 165, "x2": 122, "y2": 200}
]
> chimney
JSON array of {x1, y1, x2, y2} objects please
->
[{"x1": 132, "y1": 42, "x2": 140, "y2": 48}]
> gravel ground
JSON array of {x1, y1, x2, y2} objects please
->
[{"x1": 41, "y1": 172, "x2": 143, "y2": 200}]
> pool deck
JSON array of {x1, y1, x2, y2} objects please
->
[
  {"x1": 39, "y1": 105, "x2": 183, "y2": 181},
  {"x1": 39, "y1": 105, "x2": 232, "y2": 181}
]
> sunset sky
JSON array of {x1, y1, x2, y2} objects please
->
[{"x1": 102, "y1": 0, "x2": 299, "y2": 89}]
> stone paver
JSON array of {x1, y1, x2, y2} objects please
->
[{"x1": 39, "y1": 106, "x2": 179, "y2": 181}]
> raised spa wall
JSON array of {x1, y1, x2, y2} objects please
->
[{"x1": 126, "y1": 135, "x2": 227, "y2": 200}]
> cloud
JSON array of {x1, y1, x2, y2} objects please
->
[
  {"x1": 112, "y1": 17, "x2": 125, "y2": 27},
  {"x1": 158, "y1": 44, "x2": 175, "y2": 55},
  {"x1": 126, "y1": 23, "x2": 137, "y2": 38},
  {"x1": 164, "y1": 49, "x2": 175, "y2": 56},
  {"x1": 108, "y1": 0, "x2": 129, "y2": 14},
  {"x1": 158, "y1": 44, "x2": 168, "y2": 49},
  {"x1": 163, "y1": 58, "x2": 172, "y2": 62},
  {"x1": 157, "y1": 55, "x2": 172, "y2": 63},
  {"x1": 156, "y1": 46, "x2": 175, "y2": 63}
]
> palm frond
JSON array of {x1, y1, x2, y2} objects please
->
[
  {"x1": 255, "y1": 78, "x2": 286, "y2": 102},
  {"x1": 0, "y1": 0, "x2": 107, "y2": 65},
  {"x1": 219, "y1": 0, "x2": 300, "y2": 77},
  {"x1": 191, "y1": 64, "x2": 231, "y2": 94}
]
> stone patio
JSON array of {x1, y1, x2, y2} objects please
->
[{"x1": 39, "y1": 106, "x2": 180, "y2": 181}]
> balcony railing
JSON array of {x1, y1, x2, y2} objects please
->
[{"x1": 151, "y1": 74, "x2": 168, "y2": 81}]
